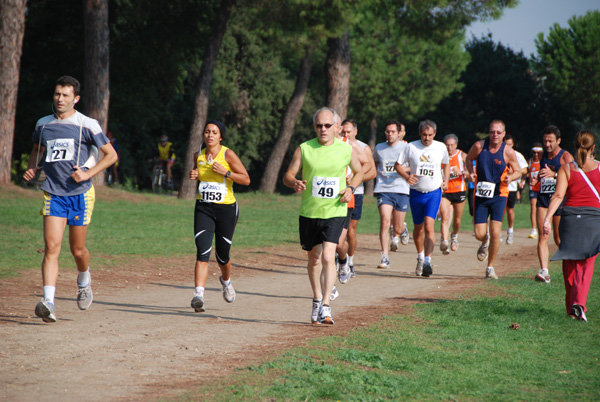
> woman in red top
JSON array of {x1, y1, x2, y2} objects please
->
[{"x1": 543, "y1": 131, "x2": 600, "y2": 322}]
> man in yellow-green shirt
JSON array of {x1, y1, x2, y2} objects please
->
[{"x1": 283, "y1": 107, "x2": 363, "y2": 325}]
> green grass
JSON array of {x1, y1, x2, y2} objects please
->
[
  {"x1": 169, "y1": 266, "x2": 600, "y2": 402},
  {"x1": 0, "y1": 185, "x2": 535, "y2": 278}
]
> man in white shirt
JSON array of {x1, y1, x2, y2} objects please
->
[{"x1": 396, "y1": 120, "x2": 449, "y2": 277}]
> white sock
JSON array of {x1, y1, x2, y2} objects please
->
[
  {"x1": 418, "y1": 251, "x2": 425, "y2": 260},
  {"x1": 77, "y1": 268, "x2": 91, "y2": 287},
  {"x1": 43, "y1": 286, "x2": 56, "y2": 303},
  {"x1": 194, "y1": 286, "x2": 204, "y2": 296},
  {"x1": 221, "y1": 278, "x2": 231, "y2": 286},
  {"x1": 348, "y1": 255, "x2": 354, "y2": 265},
  {"x1": 424, "y1": 256, "x2": 431, "y2": 263},
  {"x1": 532, "y1": 228, "x2": 538, "y2": 233},
  {"x1": 507, "y1": 227, "x2": 513, "y2": 234}
]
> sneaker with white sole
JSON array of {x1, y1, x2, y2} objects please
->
[
  {"x1": 422, "y1": 261, "x2": 433, "y2": 277},
  {"x1": 330, "y1": 286, "x2": 339, "y2": 301},
  {"x1": 440, "y1": 240, "x2": 450, "y2": 255},
  {"x1": 35, "y1": 298, "x2": 57, "y2": 323},
  {"x1": 400, "y1": 223, "x2": 409, "y2": 245},
  {"x1": 338, "y1": 261, "x2": 351, "y2": 284},
  {"x1": 477, "y1": 238, "x2": 489, "y2": 261},
  {"x1": 377, "y1": 254, "x2": 390, "y2": 269},
  {"x1": 311, "y1": 299, "x2": 322, "y2": 324},
  {"x1": 219, "y1": 276, "x2": 236, "y2": 303},
  {"x1": 450, "y1": 234, "x2": 459, "y2": 251},
  {"x1": 390, "y1": 236, "x2": 400, "y2": 252},
  {"x1": 318, "y1": 304, "x2": 334, "y2": 325},
  {"x1": 76, "y1": 284, "x2": 93, "y2": 310},
  {"x1": 191, "y1": 293, "x2": 205, "y2": 312},
  {"x1": 485, "y1": 267, "x2": 498, "y2": 279},
  {"x1": 535, "y1": 268, "x2": 551, "y2": 284},
  {"x1": 506, "y1": 231, "x2": 514, "y2": 245},
  {"x1": 528, "y1": 229, "x2": 538, "y2": 239},
  {"x1": 415, "y1": 257, "x2": 424, "y2": 276},
  {"x1": 571, "y1": 304, "x2": 587, "y2": 322},
  {"x1": 349, "y1": 264, "x2": 356, "y2": 278}
]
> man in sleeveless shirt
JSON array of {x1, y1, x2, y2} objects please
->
[
  {"x1": 530, "y1": 125, "x2": 573, "y2": 283},
  {"x1": 283, "y1": 107, "x2": 363, "y2": 325},
  {"x1": 339, "y1": 119, "x2": 376, "y2": 278},
  {"x1": 439, "y1": 133, "x2": 468, "y2": 254},
  {"x1": 465, "y1": 120, "x2": 522, "y2": 279},
  {"x1": 527, "y1": 143, "x2": 543, "y2": 239}
]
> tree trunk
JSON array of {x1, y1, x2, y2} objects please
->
[
  {"x1": 364, "y1": 113, "x2": 378, "y2": 196},
  {"x1": 259, "y1": 45, "x2": 314, "y2": 193},
  {"x1": 325, "y1": 30, "x2": 350, "y2": 119},
  {"x1": 83, "y1": 0, "x2": 110, "y2": 187},
  {"x1": 0, "y1": 0, "x2": 26, "y2": 184},
  {"x1": 179, "y1": 0, "x2": 235, "y2": 200}
]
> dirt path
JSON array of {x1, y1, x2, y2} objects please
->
[{"x1": 0, "y1": 229, "x2": 542, "y2": 402}]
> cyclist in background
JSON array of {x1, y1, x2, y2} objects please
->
[{"x1": 157, "y1": 135, "x2": 175, "y2": 189}]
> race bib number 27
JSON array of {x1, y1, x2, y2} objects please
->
[{"x1": 46, "y1": 138, "x2": 75, "y2": 162}]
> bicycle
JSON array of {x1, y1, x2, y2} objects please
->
[{"x1": 151, "y1": 160, "x2": 169, "y2": 193}]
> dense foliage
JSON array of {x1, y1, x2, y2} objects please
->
[{"x1": 12, "y1": 1, "x2": 597, "y2": 190}]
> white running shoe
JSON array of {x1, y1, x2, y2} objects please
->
[
  {"x1": 506, "y1": 231, "x2": 514, "y2": 245},
  {"x1": 319, "y1": 305, "x2": 334, "y2": 325},
  {"x1": 535, "y1": 268, "x2": 551, "y2": 284},
  {"x1": 450, "y1": 234, "x2": 459, "y2": 252},
  {"x1": 477, "y1": 237, "x2": 489, "y2": 261},
  {"x1": 378, "y1": 253, "x2": 390, "y2": 269},
  {"x1": 77, "y1": 284, "x2": 93, "y2": 310},
  {"x1": 528, "y1": 229, "x2": 538, "y2": 239},
  {"x1": 440, "y1": 240, "x2": 450, "y2": 255},
  {"x1": 486, "y1": 267, "x2": 498, "y2": 279},
  {"x1": 35, "y1": 298, "x2": 57, "y2": 323},
  {"x1": 311, "y1": 299, "x2": 322, "y2": 324},
  {"x1": 400, "y1": 223, "x2": 409, "y2": 245},
  {"x1": 191, "y1": 293, "x2": 205, "y2": 312},
  {"x1": 415, "y1": 257, "x2": 424, "y2": 276},
  {"x1": 330, "y1": 286, "x2": 339, "y2": 301},
  {"x1": 339, "y1": 261, "x2": 351, "y2": 284},
  {"x1": 220, "y1": 276, "x2": 236, "y2": 303},
  {"x1": 390, "y1": 236, "x2": 400, "y2": 252}
]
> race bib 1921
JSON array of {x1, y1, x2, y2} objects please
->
[
  {"x1": 312, "y1": 176, "x2": 340, "y2": 199},
  {"x1": 540, "y1": 177, "x2": 556, "y2": 194},
  {"x1": 46, "y1": 138, "x2": 75, "y2": 163},
  {"x1": 475, "y1": 181, "x2": 496, "y2": 198},
  {"x1": 198, "y1": 181, "x2": 226, "y2": 202}
]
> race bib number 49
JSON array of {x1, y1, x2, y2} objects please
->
[
  {"x1": 46, "y1": 138, "x2": 75, "y2": 162},
  {"x1": 312, "y1": 176, "x2": 340, "y2": 199},
  {"x1": 540, "y1": 177, "x2": 556, "y2": 194},
  {"x1": 475, "y1": 181, "x2": 496, "y2": 198},
  {"x1": 198, "y1": 181, "x2": 226, "y2": 202}
]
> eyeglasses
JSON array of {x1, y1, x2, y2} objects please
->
[
  {"x1": 315, "y1": 123, "x2": 334, "y2": 129},
  {"x1": 489, "y1": 130, "x2": 504, "y2": 134}
]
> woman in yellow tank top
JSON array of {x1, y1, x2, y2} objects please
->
[{"x1": 188, "y1": 120, "x2": 250, "y2": 313}]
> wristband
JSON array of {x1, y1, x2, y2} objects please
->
[
  {"x1": 348, "y1": 186, "x2": 355, "y2": 194},
  {"x1": 225, "y1": 171, "x2": 231, "y2": 178}
]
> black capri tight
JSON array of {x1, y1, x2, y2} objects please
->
[{"x1": 194, "y1": 200, "x2": 239, "y2": 264}]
